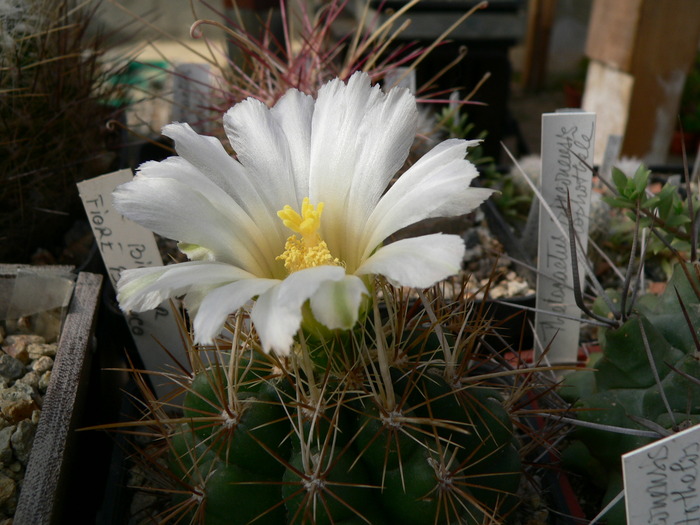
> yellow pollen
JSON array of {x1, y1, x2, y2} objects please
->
[{"x1": 276, "y1": 198, "x2": 341, "y2": 273}]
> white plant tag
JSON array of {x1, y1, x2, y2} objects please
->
[
  {"x1": 535, "y1": 110, "x2": 595, "y2": 364},
  {"x1": 599, "y1": 134, "x2": 622, "y2": 180},
  {"x1": 172, "y1": 63, "x2": 212, "y2": 133},
  {"x1": 622, "y1": 424, "x2": 700, "y2": 524},
  {"x1": 77, "y1": 170, "x2": 188, "y2": 396}
]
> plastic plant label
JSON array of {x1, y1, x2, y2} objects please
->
[
  {"x1": 622, "y1": 424, "x2": 700, "y2": 524},
  {"x1": 77, "y1": 170, "x2": 187, "y2": 395},
  {"x1": 2, "y1": 268, "x2": 75, "y2": 342},
  {"x1": 599, "y1": 134, "x2": 622, "y2": 180},
  {"x1": 535, "y1": 110, "x2": 595, "y2": 364}
]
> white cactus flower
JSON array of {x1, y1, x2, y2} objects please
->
[{"x1": 114, "y1": 72, "x2": 493, "y2": 355}]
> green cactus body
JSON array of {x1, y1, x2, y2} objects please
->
[
  {"x1": 282, "y1": 445, "x2": 374, "y2": 525},
  {"x1": 163, "y1": 291, "x2": 524, "y2": 524},
  {"x1": 204, "y1": 462, "x2": 286, "y2": 525},
  {"x1": 352, "y1": 401, "x2": 420, "y2": 473}
]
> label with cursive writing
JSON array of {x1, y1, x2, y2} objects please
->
[
  {"x1": 535, "y1": 110, "x2": 595, "y2": 364},
  {"x1": 77, "y1": 170, "x2": 188, "y2": 396},
  {"x1": 623, "y1": 424, "x2": 700, "y2": 525}
]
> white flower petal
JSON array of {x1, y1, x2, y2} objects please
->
[
  {"x1": 270, "y1": 89, "x2": 315, "y2": 206},
  {"x1": 113, "y1": 177, "x2": 273, "y2": 275},
  {"x1": 193, "y1": 278, "x2": 279, "y2": 345},
  {"x1": 251, "y1": 265, "x2": 346, "y2": 354},
  {"x1": 309, "y1": 72, "x2": 418, "y2": 270},
  {"x1": 117, "y1": 262, "x2": 255, "y2": 312},
  {"x1": 356, "y1": 234, "x2": 465, "y2": 289},
  {"x1": 130, "y1": 158, "x2": 282, "y2": 270},
  {"x1": 224, "y1": 96, "x2": 300, "y2": 214},
  {"x1": 162, "y1": 122, "x2": 284, "y2": 245},
  {"x1": 161, "y1": 122, "x2": 244, "y2": 199},
  {"x1": 361, "y1": 139, "x2": 494, "y2": 258},
  {"x1": 310, "y1": 275, "x2": 368, "y2": 330}
]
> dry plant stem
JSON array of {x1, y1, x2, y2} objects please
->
[
  {"x1": 344, "y1": 0, "x2": 422, "y2": 68},
  {"x1": 638, "y1": 320, "x2": 677, "y2": 427},
  {"x1": 373, "y1": 298, "x2": 396, "y2": 411},
  {"x1": 624, "y1": 225, "x2": 651, "y2": 319},
  {"x1": 620, "y1": 201, "x2": 643, "y2": 320},
  {"x1": 564, "y1": 192, "x2": 619, "y2": 327}
]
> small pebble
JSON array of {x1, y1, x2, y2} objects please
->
[
  {"x1": 0, "y1": 383, "x2": 39, "y2": 424},
  {"x1": 0, "y1": 473, "x2": 15, "y2": 508},
  {"x1": 26, "y1": 343, "x2": 57, "y2": 360},
  {"x1": 3, "y1": 344, "x2": 29, "y2": 365},
  {"x1": 11, "y1": 420, "x2": 37, "y2": 465},
  {"x1": 2, "y1": 334, "x2": 44, "y2": 351},
  {"x1": 17, "y1": 371, "x2": 40, "y2": 390},
  {"x1": 0, "y1": 329, "x2": 54, "y2": 517},
  {"x1": 0, "y1": 355, "x2": 24, "y2": 382},
  {"x1": 0, "y1": 427, "x2": 14, "y2": 465},
  {"x1": 38, "y1": 371, "x2": 51, "y2": 394},
  {"x1": 31, "y1": 356, "x2": 53, "y2": 374}
]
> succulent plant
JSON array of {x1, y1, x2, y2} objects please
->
[
  {"x1": 558, "y1": 160, "x2": 700, "y2": 524},
  {"x1": 144, "y1": 280, "x2": 527, "y2": 525}
]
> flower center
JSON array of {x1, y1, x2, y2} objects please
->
[{"x1": 276, "y1": 197, "x2": 341, "y2": 273}]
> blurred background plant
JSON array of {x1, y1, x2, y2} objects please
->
[
  {"x1": 601, "y1": 163, "x2": 699, "y2": 280},
  {"x1": 0, "y1": 0, "x2": 128, "y2": 263},
  {"x1": 105, "y1": 0, "x2": 488, "y2": 161}
]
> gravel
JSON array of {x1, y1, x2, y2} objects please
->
[{"x1": 0, "y1": 329, "x2": 54, "y2": 519}]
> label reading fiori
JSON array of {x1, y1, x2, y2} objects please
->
[
  {"x1": 77, "y1": 170, "x2": 188, "y2": 396},
  {"x1": 535, "y1": 110, "x2": 595, "y2": 364},
  {"x1": 623, "y1": 424, "x2": 700, "y2": 525}
]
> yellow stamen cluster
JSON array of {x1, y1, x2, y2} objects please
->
[{"x1": 276, "y1": 197, "x2": 341, "y2": 273}]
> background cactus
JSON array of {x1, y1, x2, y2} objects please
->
[{"x1": 558, "y1": 161, "x2": 700, "y2": 524}]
